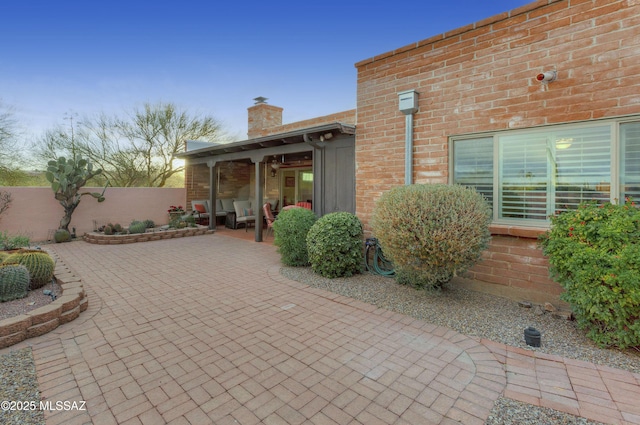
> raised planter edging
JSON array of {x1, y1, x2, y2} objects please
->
[
  {"x1": 0, "y1": 251, "x2": 87, "y2": 349},
  {"x1": 83, "y1": 226, "x2": 214, "y2": 244}
]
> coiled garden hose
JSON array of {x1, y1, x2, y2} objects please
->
[{"x1": 364, "y1": 238, "x2": 395, "y2": 277}]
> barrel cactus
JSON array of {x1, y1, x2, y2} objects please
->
[
  {"x1": 54, "y1": 229, "x2": 71, "y2": 243},
  {"x1": 128, "y1": 221, "x2": 147, "y2": 234},
  {"x1": 0, "y1": 264, "x2": 30, "y2": 302},
  {"x1": 3, "y1": 249, "x2": 55, "y2": 289}
]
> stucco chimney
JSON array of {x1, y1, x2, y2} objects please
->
[{"x1": 247, "y1": 97, "x2": 283, "y2": 138}]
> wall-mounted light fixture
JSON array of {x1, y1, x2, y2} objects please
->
[
  {"x1": 536, "y1": 70, "x2": 557, "y2": 83},
  {"x1": 319, "y1": 132, "x2": 333, "y2": 142},
  {"x1": 270, "y1": 156, "x2": 280, "y2": 177}
]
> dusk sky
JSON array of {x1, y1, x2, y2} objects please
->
[{"x1": 1, "y1": 1, "x2": 532, "y2": 143}]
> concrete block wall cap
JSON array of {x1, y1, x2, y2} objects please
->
[
  {"x1": 27, "y1": 303, "x2": 62, "y2": 325},
  {"x1": 0, "y1": 314, "x2": 32, "y2": 337},
  {"x1": 26, "y1": 319, "x2": 59, "y2": 339}
]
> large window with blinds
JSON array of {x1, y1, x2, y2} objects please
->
[{"x1": 451, "y1": 118, "x2": 638, "y2": 226}]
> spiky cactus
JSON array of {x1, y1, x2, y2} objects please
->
[
  {"x1": 128, "y1": 221, "x2": 147, "y2": 234},
  {"x1": 0, "y1": 264, "x2": 30, "y2": 302},
  {"x1": 54, "y1": 229, "x2": 71, "y2": 243},
  {"x1": 3, "y1": 249, "x2": 55, "y2": 290},
  {"x1": 46, "y1": 156, "x2": 108, "y2": 232}
]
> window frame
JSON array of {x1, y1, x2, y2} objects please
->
[{"x1": 449, "y1": 115, "x2": 640, "y2": 228}]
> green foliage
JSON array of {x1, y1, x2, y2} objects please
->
[
  {"x1": 0, "y1": 231, "x2": 30, "y2": 250},
  {"x1": 0, "y1": 252, "x2": 9, "y2": 263},
  {"x1": 2, "y1": 249, "x2": 55, "y2": 290},
  {"x1": 273, "y1": 207, "x2": 317, "y2": 266},
  {"x1": 45, "y1": 156, "x2": 107, "y2": 231},
  {"x1": 169, "y1": 214, "x2": 195, "y2": 229},
  {"x1": 540, "y1": 199, "x2": 640, "y2": 349},
  {"x1": 112, "y1": 223, "x2": 123, "y2": 233},
  {"x1": 307, "y1": 212, "x2": 363, "y2": 278},
  {"x1": 143, "y1": 219, "x2": 155, "y2": 229},
  {"x1": 0, "y1": 264, "x2": 30, "y2": 302},
  {"x1": 103, "y1": 224, "x2": 114, "y2": 235},
  {"x1": 372, "y1": 184, "x2": 492, "y2": 290},
  {"x1": 128, "y1": 221, "x2": 147, "y2": 234},
  {"x1": 54, "y1": 229, "x2": 71, "y2": 243}
]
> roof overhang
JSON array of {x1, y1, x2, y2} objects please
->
[{"x1": 178, "y1": 122, "x2": 355, "y2": 165}]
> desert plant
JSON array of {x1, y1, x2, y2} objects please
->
[
  {"x1": 143, "y1": 219, "x2": 155, "y2": 229},
  {"x1": 112, "y1": 223, "x2": 123, "y2": 233},
  {"x1": 306, "y1": 212, "x2": 363, "y2": 278},
  {"x1": 46, "y1": 156, "x2": 107, "y2": 231},
  {"x1": 54, "y1": 229, "x2": 71, "y2": 243},
  {"x1": 0, "y1": 231, "x2": 30, "y2": 250},
  {"x1": 273, "y1": 207, "x2": 317, "y2": 266},
  {"x1": 103, "y1": 224, "x2": 114, "y2": 235},
  {"x1": 128, "y1": 221, "x2": 147, "y2": 234},
  {"x1": 540, "y1": 199, "x2": 640, "y2": 349},
  {"x1": 0, "y1": 252, "x2": 9, "y2": 263},
  {"x1": 372, "y1": 184, "x2": 492, "y2": 290},
  {"x1": 0, "y1": 264, "x2": 30, "y2": 302},
  {"x1": 3, "y1": 249, "x2": 55, "y2": 290}
]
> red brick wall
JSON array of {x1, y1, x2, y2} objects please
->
[
  {"x1": 355, "y1": 0, "x2": 640, "y2": 296},
  {"x1": 254, "y1": 109, "x2": 356, "y2": 138}
]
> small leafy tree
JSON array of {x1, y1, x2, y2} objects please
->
[
  {"x1": 540, "y1": 199, "x2": 640, "y2": 349},
  {"x1": 46, "y1": 157, "x2": 107, "y2": 231}
]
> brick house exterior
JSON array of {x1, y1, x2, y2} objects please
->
[{"x1": 354, "y1": 0, "x2": 640, "y2": 302}]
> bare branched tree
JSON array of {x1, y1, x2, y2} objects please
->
[{"x1": 32, "y1": 102, "x2": 224, "y2": 187}]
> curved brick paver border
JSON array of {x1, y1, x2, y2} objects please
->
[
  {"x1": 1, "y1": 234, "x2": 637, "y2": 424},
  {"x1": 0, "y1": 249, "x2": 88, "y2": 349}
]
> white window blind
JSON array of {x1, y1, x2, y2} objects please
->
[
  {"x1": 621, "y1": 122, "x2": 640, "y2": 201},
  {"x1": 452, "y1": 138, "x2": 493, "y2": 203},
  {"x1": 499, "y1": 134, "x2": 548, "y2": 220},
  {"x1": 553, "y1": 126, "x2": 611, "y2": 212}
]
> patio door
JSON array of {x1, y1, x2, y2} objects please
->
[{"x1": 280, "y1": 168, "x2": 312, "y2": 207}]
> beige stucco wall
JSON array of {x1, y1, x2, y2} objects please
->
[{"x1": 0, "y1": 187, "x2": 185, "y2": 243}]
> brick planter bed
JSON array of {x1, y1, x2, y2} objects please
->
[
  {"x1": 0, "y1": 252, "x2": 87, "y2": 349},
  {"x1": 83, "y1": 226, "x2": 214, "y2": 245}
]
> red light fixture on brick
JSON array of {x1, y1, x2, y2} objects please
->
[{"x1": 536, "y1": 71, "x2": 557, "y2": 83}]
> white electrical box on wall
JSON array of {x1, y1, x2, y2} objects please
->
[{"x1": 398, "y1": 89, "x2": 418, "y2": 114}]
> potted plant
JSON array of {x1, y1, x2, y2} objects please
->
[{"x1": 168, "y1": 205, "x2": 185, "y2": 221}]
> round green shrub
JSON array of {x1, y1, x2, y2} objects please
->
[
  {"x1": 372, "y1": 184, "x2": 492, "y2": 290},
  {"x1": 0, "y1": 264, "x2": 30, "y2": 302},
  {"x1": 54, "y1": 229, "x2": 71, "y2": 243},
  {"x1": 307, "y1": 212, "x2": 363, "y2": 278},
  {"x1": 273, "y1": 207, "x2": 317, "y2": 266},
  {"x1": 540, "y1": 199, "x2": 640, "y2": 349},
  {"x1": 113, "y1": 223, "x2": 123, "y2": 233},
  {"x1": 143, "y1": 219, "x2": 155, "y2": 229},
  {"x1": 103, "y1": 225, "x2": 114, "y2": 235},
  {"x1": 3, "y1": 249, "x2": 55, "y2": 290}
]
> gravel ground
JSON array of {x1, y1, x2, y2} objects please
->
[
  {"x1": 0, "y1": 281, "x2": 62, "y2": 321},
  {"x1": 282, "y1": 267, "x2": 639, "y2": 425},
  {"x1": 0, "y1": 348, "x2": 44, "y2": 425}
]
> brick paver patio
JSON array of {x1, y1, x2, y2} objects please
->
[{"x1": 2, "y1": 233, "x2": 639, "y2": 424}]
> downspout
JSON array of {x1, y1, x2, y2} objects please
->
[{"x1": 398, "y1": 90, "x2": 419, "y2": 185}]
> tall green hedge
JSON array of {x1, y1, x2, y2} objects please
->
[
  {"x1": 307, "y1": 212, "x2": 363, "y2": 278},
  {"x1": 273, "y1": 207, "x2": 317, "y2": 266},
  {"x1": 540, "y1": 199, "x2": 640, "y2": 349}
]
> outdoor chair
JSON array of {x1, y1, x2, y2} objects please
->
[
  {"x1": 263, "y1": 203, "x2": 275, "y2": 238},
  {"x1": 192, "y1": 203, "x2": 209, "y2": 225},
  {"x1": 295, "y1": 201, "x2": 312, "y2": 210}
]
